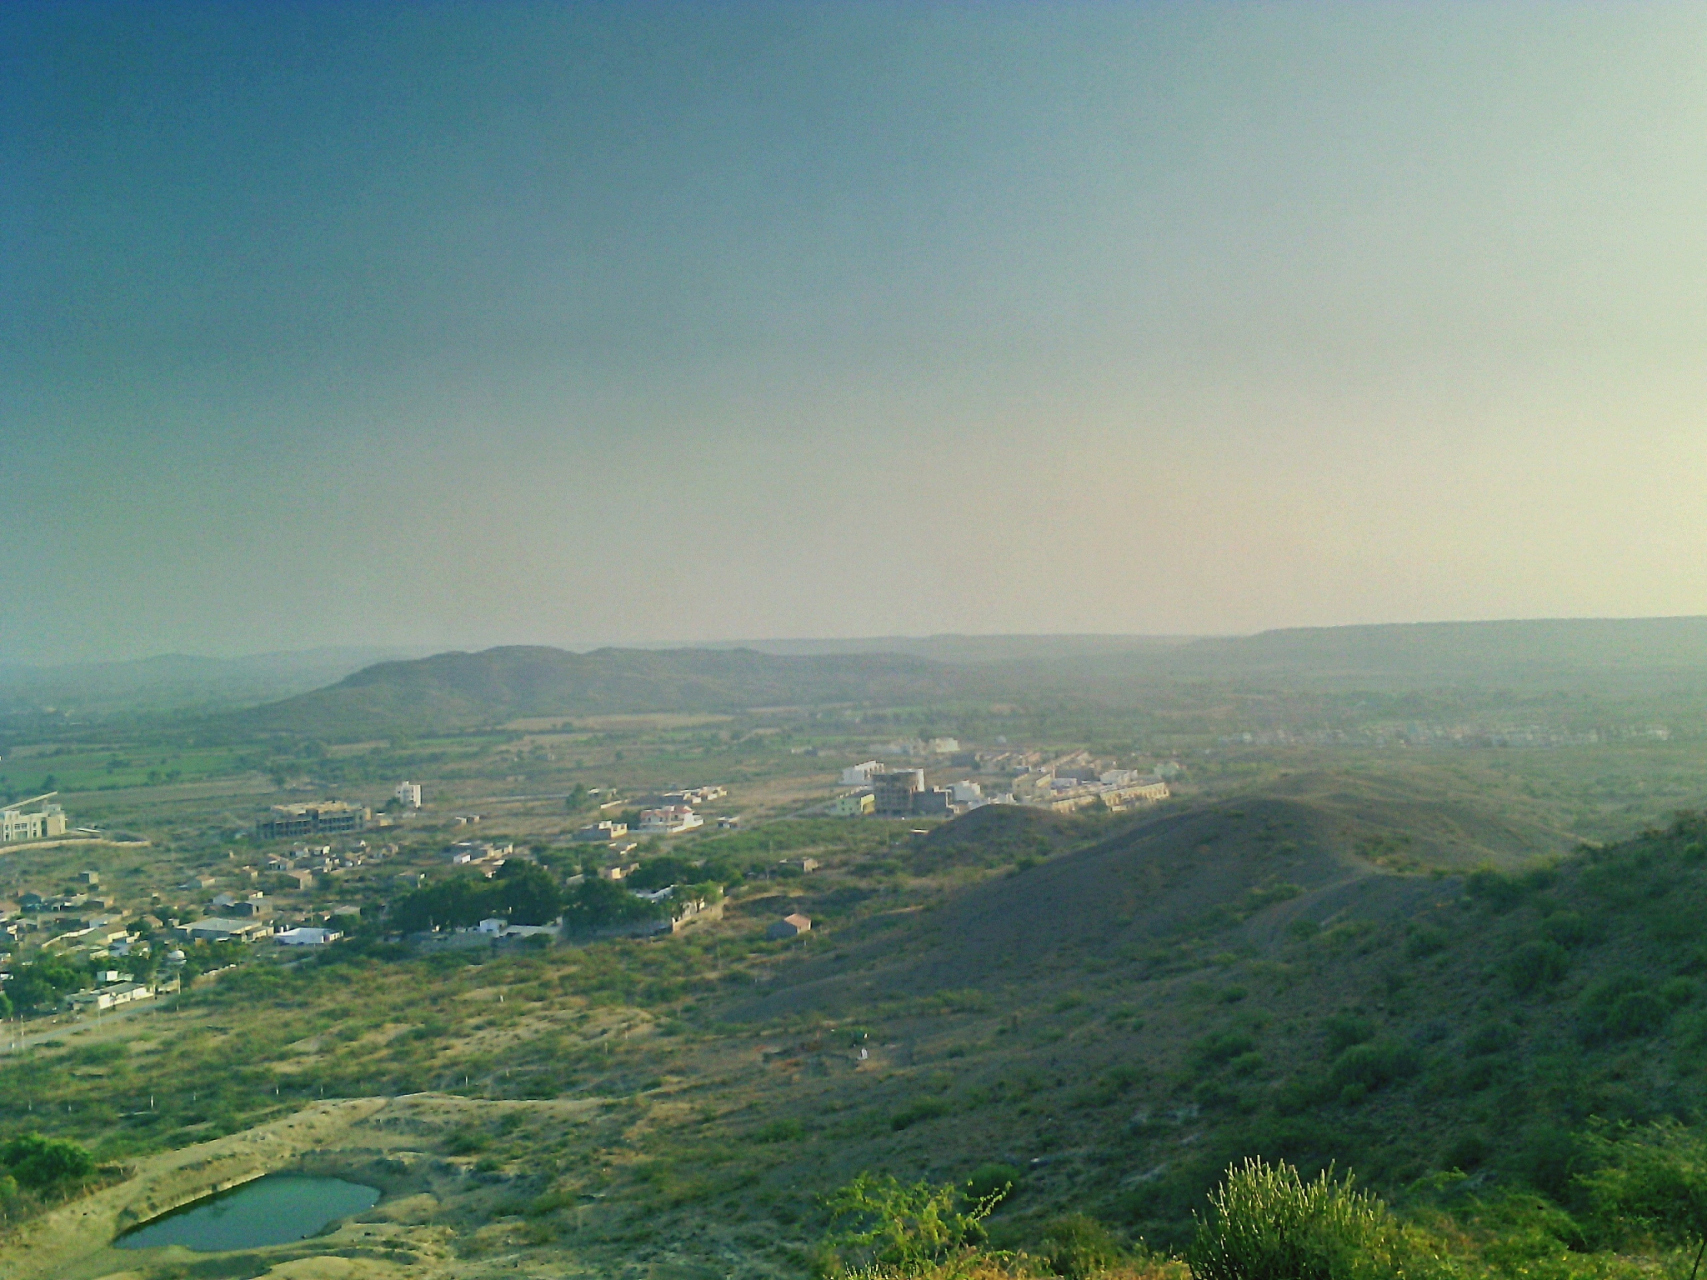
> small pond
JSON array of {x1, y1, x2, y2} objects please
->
[{"x1": 116, "y1": 1174, "x2": 380, "y2": 1252}]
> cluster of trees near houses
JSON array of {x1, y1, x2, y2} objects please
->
[{"x1": 385, "y1": 852, "x2": 741, "y2": 935}]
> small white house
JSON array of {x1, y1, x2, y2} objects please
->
[
  {"x1": 394, "y1": 781, "x2": 423, "y2": 808},
  {"x1": 274, "y1": 926, "x2": 342, "y2": 947}
]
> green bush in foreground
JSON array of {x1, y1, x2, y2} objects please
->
[
  {"x1": 1037, "y1": 1213, "x2": 1128, "y2": 1279},
  {"x1": 820, "y1": 1173, "x2": 998, "y2": 1276},
  {"x1": 1187, "y1": 1158, "x2": 1429, "y2": 1280},
  {"x1": 0, "y1": 1134, "x2": 94, "y2": 1192},
  {"x1": 1581, "y1": 1120, "x2": 1707, "y2": 1280}
]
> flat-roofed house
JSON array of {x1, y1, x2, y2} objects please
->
[
  {"x1": 767, "y1": 913, "x2": 812, "y2": 939},
  {"x1": 182, "y1": 917, "x2": 271, "y2": 943},
  {"x1": 1, "y1": 794, "x2": 67, "y2": 844}
]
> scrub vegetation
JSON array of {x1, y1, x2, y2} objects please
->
[{"x1": 3, "y1": 631, "x2": 1707, "y2": 1276}]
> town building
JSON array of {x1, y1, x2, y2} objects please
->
[
  {"x1": 446, "y1": 840, "x2": 512, "y2": 867},
  {"x1": 840, "y1": 761, "x2": 886, "y2": 786},
  {"x1": 1, "y1": 794, "x2": 67, "y2": 844},
  {"x1": 275, "y1": 926, "x2": 341, "y2": 946},
  {"x1": 872, "y1": 769, "x2": 926, "y2": 816},
  {"x1": 181, "y1": 917, "x2": 272, "y2": 943},
  {"x1": 661, "y1": 785, "x2": 726, "y2": 806},
  {"x1": 255, "y1": 801, "x2": 368, "y2": 840},
  {"x1": 913, "y1": 788, "x2": 953, "y2": 816},
  {"x1": 68, "y1": 982, "x2": 153, "y2": 1013},
  {"x1": 572, "y1": 820, "x2": 629, "y2": 843},
  {"x1": 768, "y1": 913, "x2": 812, "y2": 939},
  {"x1": 639, "y1": 806, "x2": 703, "y2": 835},
  {"x1": 831, "y1": 791, "x2": 875, "y2": 818},
  {"x1": 394, "y1": 781, "x2": 423, "y2": 808}
]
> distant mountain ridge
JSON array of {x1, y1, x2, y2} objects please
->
[
  {"x1": 28, "y1": 616, "x2": 1707, "y2": 733},
  {"x1": 0, "y1": 647, "x2": 425, "y2": 718},
  {"x1": 241, "y1": 645, "x2": 959, "y2": 736},
  {"x1": 1172, "y1": 616, "x2": 1707, "y2": 682}
]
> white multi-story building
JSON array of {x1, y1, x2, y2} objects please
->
[
  {"x1": 840, "y1": 760, "x2": 885, "y2": 786},
  {"x1": 1, "y1": 794, "x2": 67, "y2": 844},
  {"x1": 394, "y1": 781, "x2": 422, "y2": 808}
]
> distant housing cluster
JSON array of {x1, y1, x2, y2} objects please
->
[
  {"x1": 830, "y1": 750, "x2": 1176, "y2": 818},
  {"x1": 1216, "y1": 723, "x2": 1674, "y2": 749}
]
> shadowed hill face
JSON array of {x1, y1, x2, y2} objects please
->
[
  {"x1": 238, "y1": 645, "x2": 960, "y2": 737},
  {"x1": 750, "y1": 786, "x2": 1570, "y2": 1016},
  {"x1": 702, "y1": 802, "x2": 1707, "y2": 1250}
]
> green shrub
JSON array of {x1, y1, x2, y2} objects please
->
[
  {"x1": 1187, "y1": 1158, "x2": 1411, "y2": 1280},
  {"x1": 1580, "y1": 975, "x2": 1670, "y2": 1043},
  {"x1": 1322, "y1": 1015, "x2": 1373, "y2": 1057},
  {"x1": 1038, "y1": 1212, "x2": 1126, "y2": 1279},
  {"x1": 1443, "y1": 1131, "x2": 1490, "y2": 1172},
  {"x1": 1464, "y1": 1022, "x2": 1516, "y2": 1056},
  {"x1": 1328, "y1": 1040, "x2": 1418, "y2": 1093},
  {"x1": 1404, "y1": 930, "x2": 1447, "y2": 960},
  {"x1": 1661, "y1": 976, "x2": 1702, "y2": 1008},
  {"x1": 755, "y1": 1118, "x2": 806, "y2": 1143},
  {"x1": 963, "y1": 1163, "x2": 1022, "y2": 1208},
  {"x1": 1513, "y1": 1123, "x2": 1584, "y2": 1202},
  {"x1": 821, "y1": 1172, "x2": 993, "y2": 1274},
  {"x1": 891, "y1": 1097, "x2": 953, "y2": 1131},
  {"x1": 1467, "y1": 868, "x2": 1525, "y2": 913},
  {"x1": 1542, "y1": 911, "x2": 1592, "y2": 949},
  {"x1": 1193, "y1": 1031, "x2": 1259, "y2": 1071},
  {"x1": 0, "y1": 1134, "x2": 94, "y2": 1191},
  {"x1": 1580, "y1": 1120, "x2": 1707, "y2": 1279},
  {"x1": 1508, "y1": 940, "x2": 1570, "y2": 994}
]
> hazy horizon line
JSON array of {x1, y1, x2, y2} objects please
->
[{"x1": 9, "y1": 613, "x2": 1707, "y2": 674}]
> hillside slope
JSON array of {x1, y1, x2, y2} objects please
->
[
  {"x1": 757, "y1": 780, "x2": 1573, "y2": 1010},
  {"x1": 690, "y1": 790, "x2": 1707, "y2": 1249},
  {"x1": 240, "y1": 645, "x2": 961, "y2": 737}
]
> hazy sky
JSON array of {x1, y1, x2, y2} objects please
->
[{"x1": 5, "y1": 2, "x2": 1707, "y2": 664}]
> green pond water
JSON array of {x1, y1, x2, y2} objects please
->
[{"x1": 116, "y1": 1174, "x2": 380, "y2": 1252}]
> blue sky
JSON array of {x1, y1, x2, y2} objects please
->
[{"x1": 4, "y1": 2, "x2": 1706, "y2": 663}]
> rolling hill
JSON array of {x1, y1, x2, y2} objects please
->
[
  {"x1": 689, "y1": 782, "x2": 1707, "y2": 1248},
  {"x1": 750, "y1": 775, "x2": 1574, "y2": 1013},
  {"x1": 239, "y1": 644, "x2": 962, "y2": 737}
]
